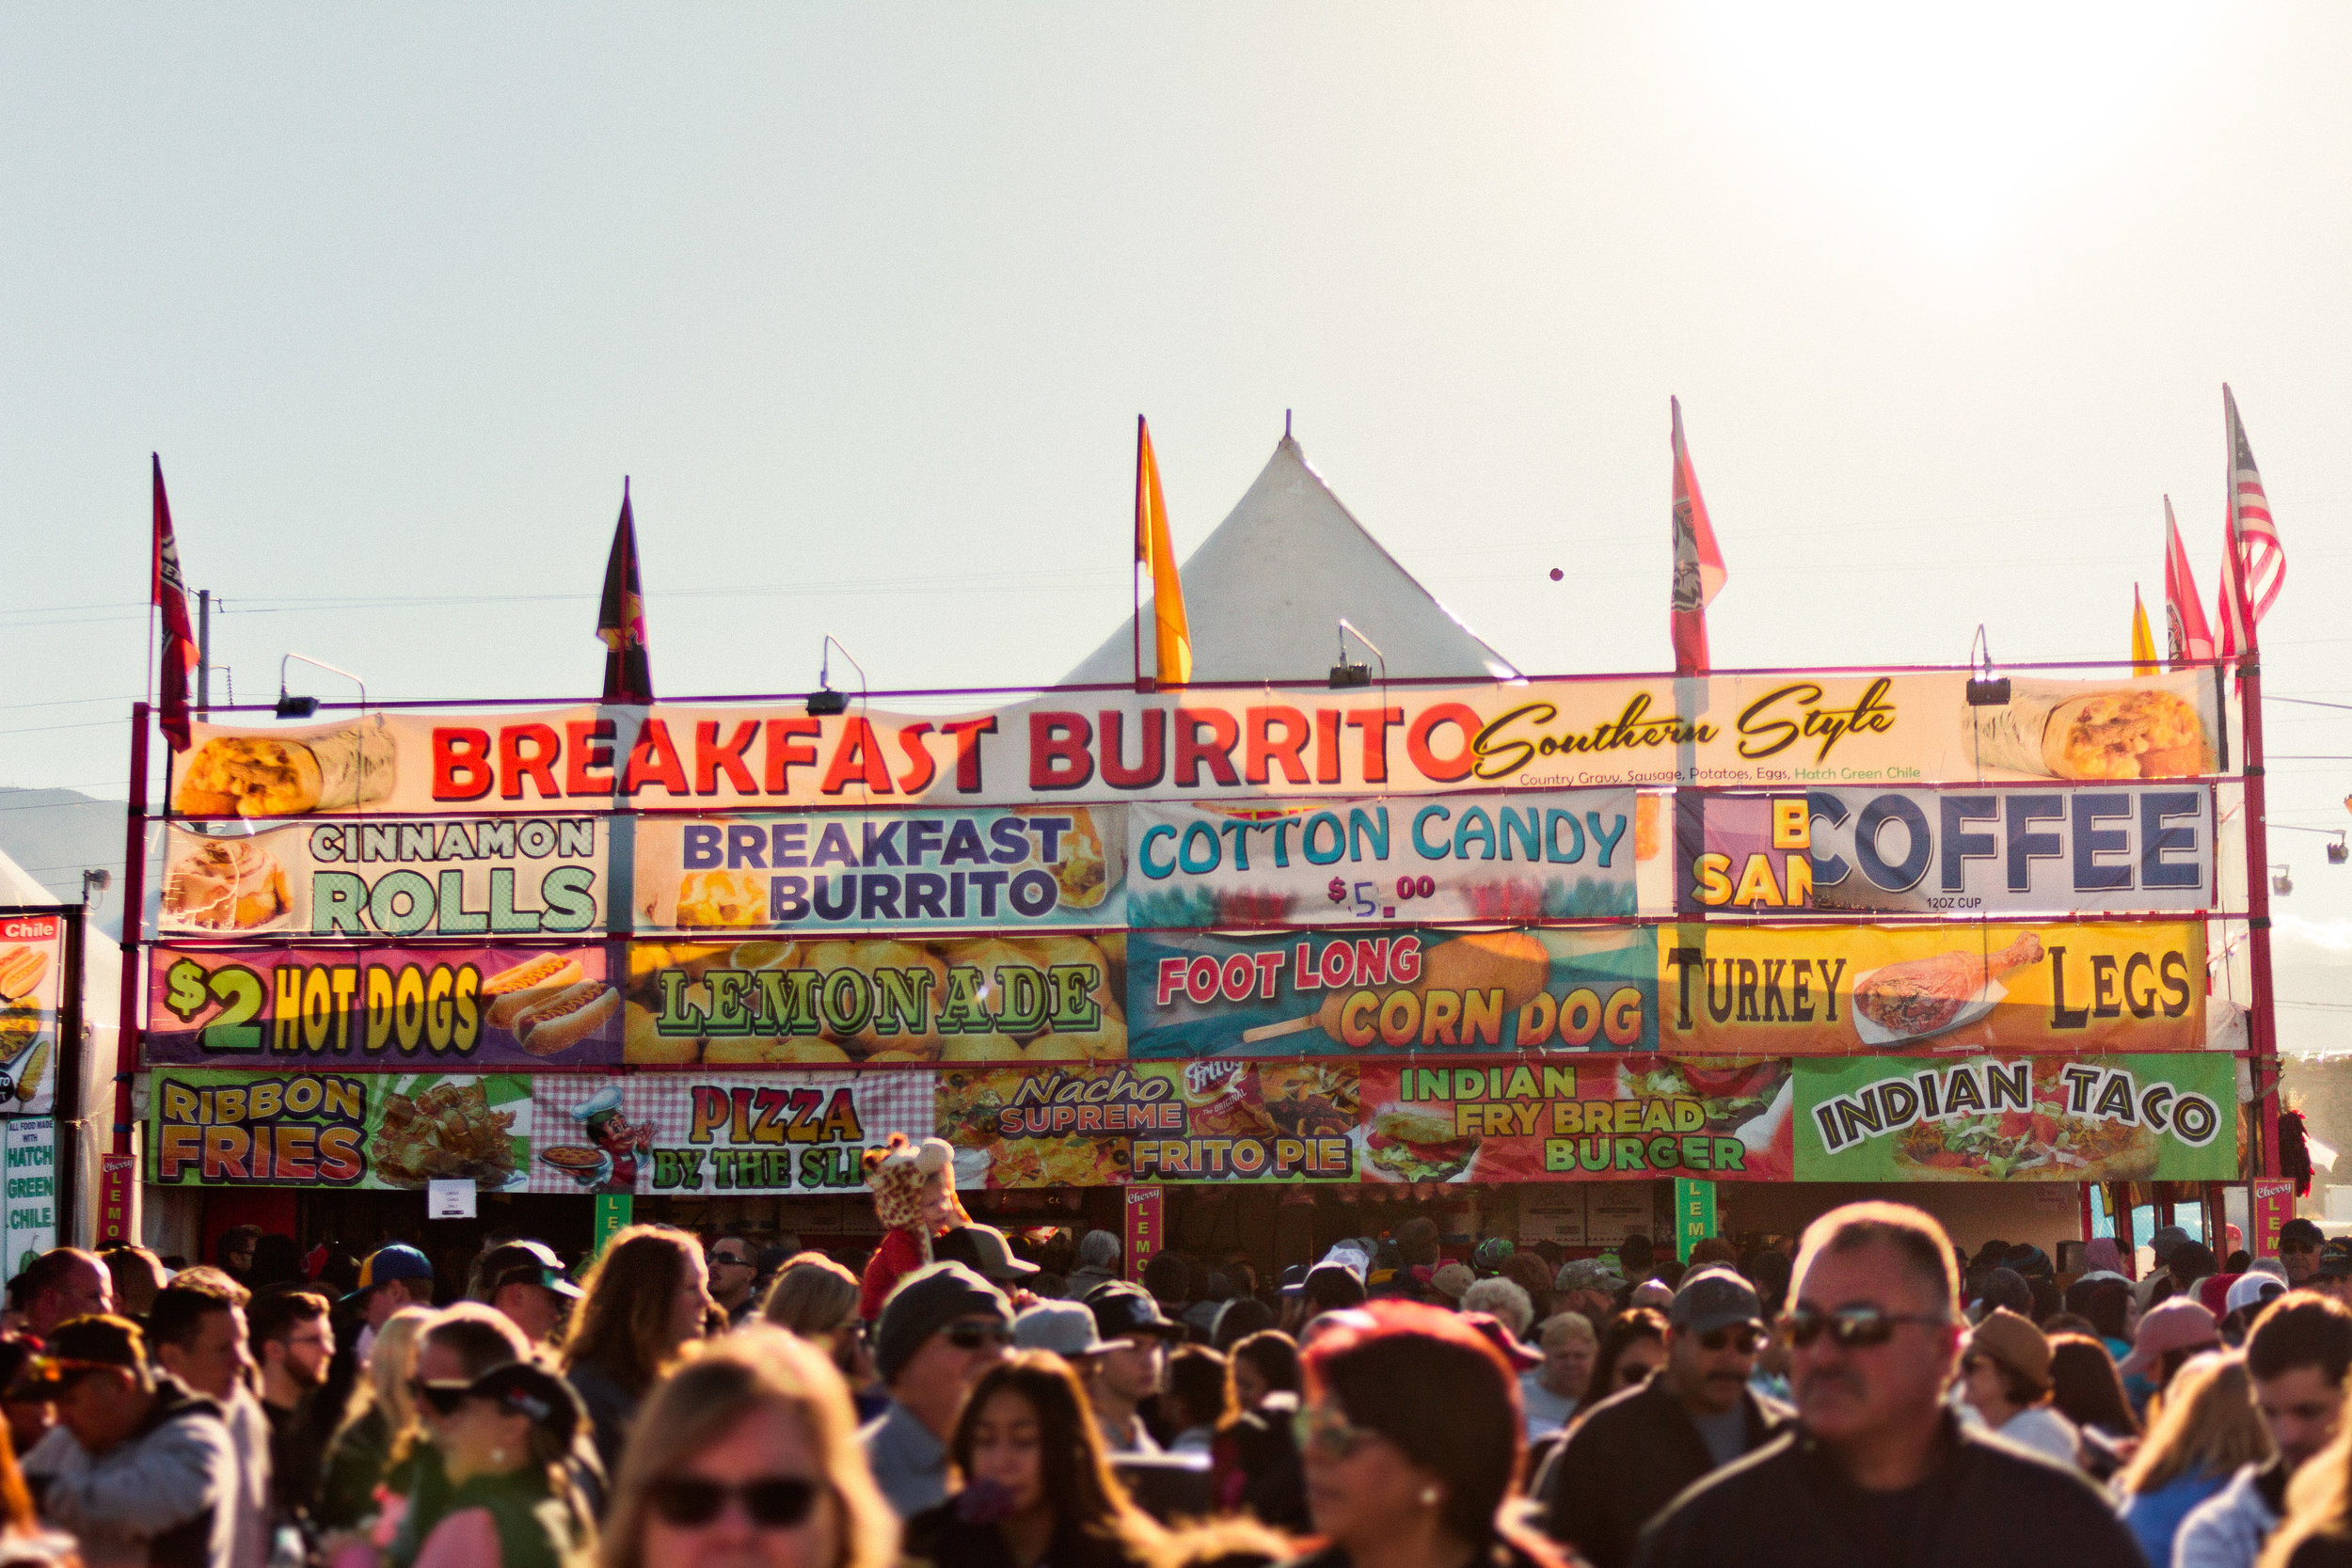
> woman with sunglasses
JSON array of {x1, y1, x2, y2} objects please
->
[
  {"x1": 764, "y1": 1257, "x2": 884, "y2": 1421},
  {"x1": 394, "y1": 1361, "x2": 590, "y2": 1568},
  {"x1": 1580, "y1": 1308, "x2": 1667, "y2": 1410},
  {"x1": 902, "y1": 1351, "x2": 1163, "y2": 1568},
  {"x1": 600, "y1": 1324, "x2": 896, "y2": 1568},
  {"x1": 564, "y1": 1226, "x2": 718, "y2": 1481}
]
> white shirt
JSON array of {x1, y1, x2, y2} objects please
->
[
  {"x1": 1995, "y1": 1403, "x2": 2080, "y2": 1467},
  {"x1": 1519, "y1": 1370, "x2": 1579, "y2": 1438}
]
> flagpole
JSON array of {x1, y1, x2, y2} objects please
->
[
  {"x1": 2237, "y1": 523, "x2": 2283, "y2": 1187},
  {"x1": 1133, "y1": 416, "x2": 1148, "y2": 693}
]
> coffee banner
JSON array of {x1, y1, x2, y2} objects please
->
[
  {"x1": 1128, "y1": 790, "x2": 1639, "y2": 928},
  {"x1": 0, "y1": 913, "x2": 66, "y2": 1116},
  {"x1": 1674, "y1": 786, "x2": 2216, "y2": 916},
  {"x1": 1792, "y1": 1053, "x2": 2236, "y2": 1181},
  {"x1": 1127, "y1": 927, "x2": 1657, "y2": 1058},
  {"x1": 1659, "y1": 922, "x2": 2205, "y2": 1056},
  {"x1": 525, "y1": 1071, "x2": 932, "y2": 1196},
  {"x1": 148, "y1": 1069, "x2": 532, "y2": 1189},
  {"x1": 144, "y1": 944, "x2": 623, "y2": 1069}
]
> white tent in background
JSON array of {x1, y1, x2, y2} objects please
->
[
  {"x1": 0, "y1": 844, "x2": 117, "y2": 1256},
  {"x1": 1061, "y1": 433, "x2": 1519, "y2": 687}
]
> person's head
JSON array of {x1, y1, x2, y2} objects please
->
[
  {"x1": 1587, "y1": 1308, "x2": 1669, "y2": 1403},
  {"x1": 1164, "y1": 1345, "x2": 1231, "y2": 1433},
  {"x1": 23, "y1": 1315, "x2": 154, "y2": 1456},
  {"x1": 1973, "y1": 1267, "x2": 2031, "y2": 1320},
  {"x1": 953, "y1": 1351, "x2": 1149, "y2": 1535},
  {"x1": 1534, "y1": 1314, "x2": 1597, "y2": 1402},
  {"x1": 1228, "y1": 1331, "x2": 1300, "y2": 1415},
  {"x1": 414, "y1": 1302, "x2": 533, "y2": 1449},
  {"x1": 1141, "y1": 1251, "x2": 1190, "y2": 1309},
  {"x1": 1395, "y1": 1218, "x2": 1440, "y2": 1270},
  {"x1": 475, "y1": 1242, "x2": 580, "y2": 1345},
  {"x1": 2281, "y1": 1220, "x2": 2327, "y2": 1287},
  {"x1": 1959, "y1": 1309, "x2": 2050, "y2": 1429},
  {"x1": 429, "y1": 1360, "x2": 581, "y2": 1488},
  {"x1": 2046, "y1": 1333, "x2": 2137, "y2": 1440},
  {"x1": 1082, "y1": 1281, "x2": 1184, "y2": 1419},
  {"x1": 2069, "y1": 1276, "x2": 2135, "y2": 1342},
  {"x1": 1302, "y1": 1263, "x2": 1368, "y2": 1323},
  {"x1": 2170, "y1": 1242, "x2": 2218, "y2": 1288},
  {"x1": 1076, "y1": 1231, "x2": 1120, "y2": 1274},
  {"x1": 763, "y1": 1258, "x2": 861, "y2": 1340},
  {"x1": 103, "y1": 1246, "x2": 168, "y2": 1321},
  {"x1": 215, "y1": 1226, "x2": 262, "y2": 1276},
  {"x1": 563, "y1": 1226, "x2": 712, "y2": 1397},
  {"x1": 2122, "y1": 1297, "x2": 2226, "y2": 1391},
  {"x1": 250, "y1": 1290, "x2": 335, "y2": 1391},
  {"x1": 0, "y1": 1338, "x2": 52, "y2": 1457},
  {"x1": 1500, "y1": 1255, "x2": 1553, "y2": 1323},
  {"x1": 148, "y1": 1275, "x2": 252, "y2": 1401},
  {"x1": 601, "y1": 1323, "x2": 896, "y2": 1568},
  {"x1": 2247, "y1": 1292, "x2": 2352, "y2": 1471},
  {"x1": 1211, "y1": 1296, "x2": 1275, "y2": 1352},
  {"x1": 358, "y1": 1305, "x2": 437, "y2": 1444},
  {"x1": 1782, "y1": 1202, "x2": 1961, "y2": 1452},
  {"x1": 354, "y1": 1244, "x2": 436, "y2": 1329},
  {"x1": 1617, "y1": 1235, "x2": 1654, "y2": 1273},
  {"x1": 707, "y1": 1235, "x2": 758, "y2": 1308},
  {"x1": 2312, "y1": 1242, "x2": 2352, "y2": 1308},
  {"x1": 875, "y1": 1262, "x2": 1011, "y2": 1437},
  {"x1": 2119, "y1": 1352, "x2": 2270, "y2": 1497},
  {"x1": 932, "y1": 1225, "x2": 1043, "y2": 1294},
  {"x1": 1663, "y1": 1269, "x2": 1766, "y2": 1418},
  {"x1": 20, "y1": 1248, "x2": 112, "y2": 1335},
  {"x1": 1458, "y1": 1278, "x2": 1534, "y2": 1339}
]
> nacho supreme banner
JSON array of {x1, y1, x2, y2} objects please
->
[
  {"x1": 158, "y1": 816, "x2": 607, "y2": 939},
  {"x1": 633, "y1": 806, "x2": 1123, "y2": 934},
  {"x1": 165, "y1": 669, "x2": 2222, "y2": 816},
  {"x1": 624, "y1": 933, "x2": 1126, "y2": 1067},
  {"x1": 148, "y1": 1069, "x2": 532, "y2": 1189},
  {"x1": 1127, "y1": 927, "x2": 1657, "y2": 1058},
  {"x1": 1673, "y1": 786, "x2": 2216, "y2": 916},
  {"x1": 145, "y1": 944, "x2": 623, "y2": 1069},
  {"x1": 1355, "y1": 1056, "x2": 1794, "y2": 1184},
  {"x1": 0, "y1": 913, "x2": 66, "y2": 1117},
  {"x1": 1128, "y1": 790, "x2": 1638, "y2": 928},
  {"x1": 935, "y1": 1060, "x2": 1359, "y2": 1187},
  {"x1": 524, "y1": 1071, "x2": 931, "y2": 1196},
  {"x1": 1792, "y1": 1053, "x2": 2236, "y2": 1181},
  {"x1": 1659, "y1": 922, "x2": 2206, "y2": 1056}
]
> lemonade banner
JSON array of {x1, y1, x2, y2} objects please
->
[
  {"x1": 1127, "y1": 790, "x2": 1637, "y2": 928},
  {"x1": 148, "y1": 1069, "x2": 532, "y2": 1189},
  {"x1": 164, "y1": 670, "x2": 2222, "y2": 816},
  {"x1": 1791, "y1": 1053, "x2": 2237, "y2": 1181},
  {"x1": 157, "y1": 817, "x2": 607, "y2": 939},
  {"x1": 144, "y1": 944, "x2": 624, "y2": 1069},
  {"x1": 1673, "y1": 786, "x2": 2216, "y2": 916},
  {"x1": 1658, "y1": 922, "x2": 2206, "y2": 1056},
  {"x1": 523, "y1": 1071, "x2": 933, "y2": 1196},
  {"x1": 0, "y1": 912, "x2": 66, "y2": 1117},
  {"x1": 1126, "y1": 927, "x2": 1658, "y2": 1058},
  {"x1": 632, "y1": 807, "x2": 1123, "y2": 934}
]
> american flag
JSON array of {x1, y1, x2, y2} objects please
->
[{"x1": 2217, "y1": 385, "x2": 2281, "y2": 667}]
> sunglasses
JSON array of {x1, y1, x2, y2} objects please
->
[
  {"x1": 1699, "y1": 1323, "x2": 1767, "y2": 1354},
  {"x1": 2282, "y1": 1242, "x2": 2318, "y2": 1255},
  {"x1": 647, "y1": 1476, "x2": 820, "y2": 1529},
  {"x1": 943, "y1": 1323, "x2": 1012, "y2": 1352},
  {"x1": 1293, "y1": 1402, "x2": 1386, "y2": 1461},
  {"x1": 409, "y1": 1379, "x2": 475, "y2": 1417},
  {"x1": 709, "y1": 1253, "x2": 754, "y2": 1269},
  {"x1": 1778, "y1": 1306, "x2": 1949, "y2": 1350}
]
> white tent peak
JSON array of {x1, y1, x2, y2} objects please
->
[{"x1": 1062, "y1": 432, "x2": 1519, "y2": 686}]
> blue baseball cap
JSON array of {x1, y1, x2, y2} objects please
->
[{"x1": 345, "y1": 1243, "x2": 434, "y2": 1304}]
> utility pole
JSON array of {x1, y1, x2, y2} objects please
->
[{"x1": 197, "y1": 589, "x2": 211, "y2": 714}]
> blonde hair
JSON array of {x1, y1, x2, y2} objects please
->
[
  {"x1": 2120, "y1": 1352, "x2": 2273, "y2": 1497},
  {"x1": 2265, "y1": 1371, "x2": 2352, "y2": 1568},
  {"x1": 332, "y1": 1305, "x2": 436, "y2": 1454},
  {"x1": 1461, "y1": 1277, "x2": 1534, "y2": 1338},
  {"x1": 600, "y1": 1324, "x2": 896, "y2": 1568},
  {"x1": 763, "y1": 1257, "x2": 859, "y2": 1338},
  {"x1": 563, "y1": 1225, "x2": 702, "y2": 1397}
]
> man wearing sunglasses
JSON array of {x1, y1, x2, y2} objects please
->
[
  {"x1": 860, "y1": 1261, "x2": 1011, "y2": 1517},
  {"x1": 2279, "y1": 1218, "x2": 2326, "y2": 1290},
  {"x1": 1634, "y1": 1202, "x2": 2142, "y2": 1568},
  {"x1": 1537, "y1": 1267, "x2": 1788, "y2": 1568},
  {"x1": 707, "y1": 1234, "x2": 761, "y2": 1326}
]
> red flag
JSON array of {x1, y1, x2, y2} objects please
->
[
  {"x1": 151, "y1": 455, "x2": 199, "y2": 751},
  {"x1": 597, "y1": 479, "x2": 654, "y2": 704},
  {"x1": 1669, "y1": 397, "x2": 1726, "y2": 675},
  {"x1": 2162, "y1": 497, "x2": 2215, "y2": 668}
]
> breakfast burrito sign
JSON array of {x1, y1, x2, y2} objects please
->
[{"x1": 165, "y1": 669, "x2": 2222, "y2": 816}]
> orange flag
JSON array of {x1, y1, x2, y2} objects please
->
[{"x1": 1136, "y1": 417, "x2": 1191, "y2": 686}]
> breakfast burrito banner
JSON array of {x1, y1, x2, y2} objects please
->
[
  {"x1": 1127, "y1": 789, "x2": 1639, "y2": 928},
  {"x1": 1673, "y1": 786, "x2": 2216, "y2": 917},
  {"x1": 144, "y1": 944, "x2": 624, "y2": 1069},
  {"x1": 164, "y1": 669, "x2": 2223, "y2": 817},
  {"x1": 0, "y1": 913, "x2": 65, "y2": 1117},
  {"x1": 1658, "y1": 921, "x2": 2206, "y2": 1056},
  {"x1": 1791, "y1": 1053, "x2": 2237, "y2": 1182},
  {"x1": 147, "y1": 1069, "x2": 532, "y2": 1189}
]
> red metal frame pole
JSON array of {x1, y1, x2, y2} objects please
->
[
  {"x1": 2242, "y1": 653, "x2": 2282, "y2": 1180},
  {"x1": 113, "y1": 704, "x2": 150, "y2": 1165}
]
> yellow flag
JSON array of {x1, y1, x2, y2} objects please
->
[
  {"x1": 2131, "y1": 584, "x2": 2157, "y2": 676},
  {"x1": 1136, "y1": 417, "x2": 1192, "y2": 686}
]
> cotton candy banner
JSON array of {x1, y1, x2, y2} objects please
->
[{"x1": 148, "y1": 1070, "x2": 533, "y2": 1189}]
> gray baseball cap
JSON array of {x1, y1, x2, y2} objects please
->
[
  {"x1": 1669, "y1": 1267, "x2": 1764, "y2": 1337},
  {"x1": 1012, "y1": 1299, "x2": 1111, "y2": 1358}
]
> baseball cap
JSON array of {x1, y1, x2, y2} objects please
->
[
  {"x1": 1668, "y1": 1268, "x2": 1764, "y2": 1338},
  {"x1": 1461, "y1": 1311, "x2": 1543, "y2": 1370},
  {"x1": 6, "y1": 1315, "x2": 145, "y2": 1399},
  {"x1": 482, "y1": 1242, "x2": 582, "y2": 1302},
  {"x1": 1430, "y1": 1261, "x2": 1475, "y2": 1302},
  {"x1": 464, "y1": 1362, "x2": 582, "y2": 1445},
  {"x1": 933, "y1": 1224, "x2": 1041, "y2": 1284},
  {"x1": 345, "y1": 1244, "x2": 434, "y2": 1304},
  {"x1": 1968, "y1": 1308, "x2": 2051, "y2": 1392},
  {"x1": 2118, "y1": 1298, "x2": 2221, "y2": 1378},
  {"x1": 2227, "y1": 1273, "x2": 2288, "y2": 1317},
  {"x1": 1472, "y1": 1238, "x2": 1516, "y2": 1274},
  {"x1": 1012, "y1": 1300, "x2": 1111, "y2": 1358},
  {"x1": 2148, "y1": 1225, "x2": 2192, "y2": 1262},
  {"x1": 1084, "y1": 1280, "x2": 1184, "y2": 1344},
  {"x1": 2316, "y1": 1241, "x2": 2352, "y2": 1281},
  {"x1": 2281, "y1": 1219, "x2": 2327, "y2": 1251},
  {"x1": 1278, "y1": 1264, "x2": 1309, "y2": 1298}
]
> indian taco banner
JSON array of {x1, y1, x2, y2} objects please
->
[
  {"x1": 165, "y1": 669, "x2": 2222, "y2": 816},
  {"x1": 1793, "y1": 1053, "x2": 2236, "y2": 1182},
  {"x1": 148, "y1": 1069, "x2": 532, "y2": 1189},
  {"x1": 1673, "y1": 786, "x2": 2215, "y2": 916},
  {"x1": 0, "y1": 913, "x2": 66, "y2": 1117},
  {"x1": 1658, "y1": 922, "x2": 2207, "y2": 1056},
  {"x1": 624, "y1": 933, "x2": 1125, "y2": 1068},
  {"x1": 523, "y1": 1071, "x2": 932, "y2": 1196},
  {"x1": 144, "y1": 944, "x2": 623, "y2": 1069},
  {"x1": 1354, "y1": 1056, "x2": 1793, "y2": 1185},
  {"x1": 633, "y1": 806, "x2": 1123, "y2": 934},
  {"x1": 158, "y1": 816, "x2": 606, "y2": 939},
  {"x1": 1127, "y1": 789, "x2": 1638, "y2": 928},
  {"x1": 935, "y1": 1060, "x2": 1359, "y2": 1188},
  {"x1": 1126, "y1": 927, "x2": 1657, "y2": 1058}
]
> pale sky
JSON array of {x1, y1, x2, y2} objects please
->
[{"x1": 8, "y1": 4, "x2": 2352, "y2": 1040}]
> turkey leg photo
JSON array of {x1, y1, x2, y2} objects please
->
[{"x1": 1851, "y1": 932, "x2": 2044, "y2": 1045}]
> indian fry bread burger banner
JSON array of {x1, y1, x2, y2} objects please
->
[
  {"x1": 1659, "y1": 922, "x2": 2206, "y2": 1056},
  {"x1": 936, "y1": 1060, "x2": 1359, "y2": 1188},
  {"x1": 167, "y1": 668, "x2": 2222, "y2": 817},
  {"x1": 144, "y1": 944, "x2": 623, "y2": 1069},
  {"x1": 633, "y1": 807, "x2": 1123, "y2": 935},
  {"x1": 158, "y1": 817, "x2": 606, "y2": 939},
  {"x1": 0, "y1": 914, "x2": 65, "y2": 1117},
  {"x1": 1355, "y1": 1056, "x2": 1794, "y2": 1185},
  {"x1": 1674, "y1": 786, "x2": 2216, "y2": 917},
  {"x1": 1793, "y1": 1053, "x2": 2236, "y2": 1182},
  {"x1": 148, "y1": 1069, "x2": 532, "y2": 1189},
  {"x1": 624, "y1": 933, "x2": 1125, "y2": 1068},
  {"x1": 1128, "y1": 790, "x2": 1637, "y2": 928},
  {"x1": 1127, "y1": 927, "x2": 1657, "y2": 1058}
]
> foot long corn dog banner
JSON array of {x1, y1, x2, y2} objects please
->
[{"x1": 0, "y1": 914, "x2": 64, "y2": 1117}]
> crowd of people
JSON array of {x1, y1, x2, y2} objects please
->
[{"x1": 6, "y1": 1205, "x2": 2352, "y2": 1567}]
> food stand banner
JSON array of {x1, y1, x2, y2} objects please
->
[
  {"x1": 166, "y1": 670, "x2": 2221, "y2": 816},
  {"x1": 1127, "y1": 927, "x2": 1657, "y2": 1058},
  {"x1": 1658, "y1": 921, "x2": 2205, "y2": 1055},
  {"x1": 624, "y1": 934, "x2": 1125, "y2": 1067},
  {"x1": 1792, "y1": 1053, "x2": 2235, "y2": 1181},
  {"x1": 1128, "y1": 789, "x2": 1638, "y2": 927},
  {"x1": 1673, "y1": 786, "x2": 2216, "y2": 916},
  {"x1": 935, "y1": 1060, "x2": 1359, "y2": 1187},
  {"x1": 148, "y1": 1069, "x2": 532, "y2": 1189},
  {"x1": 524, "y1": 1071, "x2": 932, "y2": 1196},
  {"x1": 1353, "y1": 1056, "x2": 1792, "y2": 1184},
  {"x1": 144, "y1": 943, "x2": 623, "y2": 1069},
  {"x1": 0, "y1": 913, "x2": 65, "y2": 1115},
  {"x1": 158, "y1": 816, "x2": 607, "y2": 938},
  {"x1": 632, "y1": 807, "x2": 1122, "y2": 934}
]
